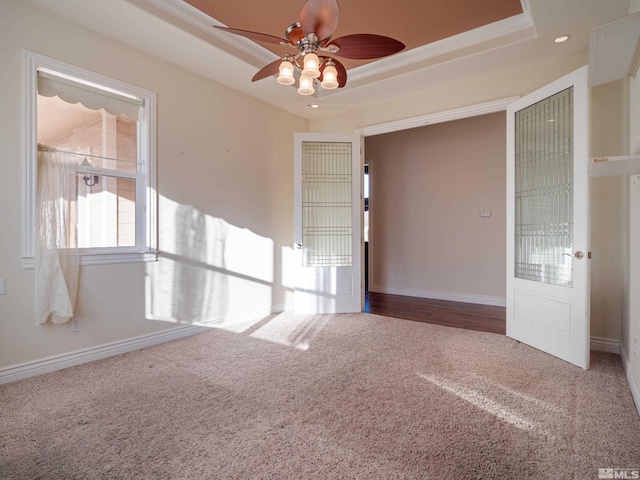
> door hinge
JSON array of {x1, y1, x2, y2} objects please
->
[{"x1": 588, "y1": 251, "x2": 592, "y2": 259}]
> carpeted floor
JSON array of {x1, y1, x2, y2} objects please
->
[{"x1": 1, "y1": 312, "x2": 639, "y2": 479}]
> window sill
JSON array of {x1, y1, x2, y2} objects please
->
[{"x1": 22, "y1": 251, "x2": 158, "y2": 269}]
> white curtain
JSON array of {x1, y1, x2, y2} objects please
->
[{"x1": 35, "y1": 146, "x2": 80, "y2": 325}]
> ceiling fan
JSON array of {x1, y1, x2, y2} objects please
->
[{"x1": 213, "y1": 0, "x2": 405, "y2": 95}]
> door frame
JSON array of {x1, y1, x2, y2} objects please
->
[{"x1": 355, "y1": 97, "x2": 519, "y2": 308}]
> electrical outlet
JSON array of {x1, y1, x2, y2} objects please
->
[
  {"x1": 480, "y1": 210, "x2": 492, "y2": 217},
  {"x1": 71, "y1": 319, "x2": 81, "y2": 333}
]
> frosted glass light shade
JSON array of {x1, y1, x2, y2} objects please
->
[
  {"x1": 321, "y1": 64, "x2": 339, "y2": 89},
  {"x1": 277, "y1": 60, "x2": 295, "y2": 85},
  {"x1": 301, "y1": 53, "x2": 320, "y2": 78},
  {"x1": 298, "y1": 76, "x2": 315, "y2": 95}
]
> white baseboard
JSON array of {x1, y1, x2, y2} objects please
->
[
  {"x1": 590, "y1": 336, "x2": 621, "y2": 354},
  {"x1": 0, "y1": 302, "x2": 289, "y2": 385},
  {"x1": 621, "y1": 345, "x2": 640, "y2": 417},
  {"x1": 369, "y1": 285, "x2": 506, "y2": 307}
]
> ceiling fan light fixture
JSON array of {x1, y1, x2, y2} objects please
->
[
  {"x1": 298, "y1": 76, "x2": 315, "y2": 95},
  {"x1": 214, "y1": 0, "x2": 406, "y2": 96},
  {"x1": 321, "y1": 61, "x2": 339, "y2": 89},
  {"x1": 277, "y1": 59, "x2": 295, "y2": 85},
  {"x1": 301, "y1": 52, "x2": 321, "y2": 79}
]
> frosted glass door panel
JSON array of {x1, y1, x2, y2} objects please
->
[
  {"x1": 301, "y1": 141, "x2": 352, "y2": 267},
  {"x1": 514, "y1": 87, "x2": 573, "y2": 287}
]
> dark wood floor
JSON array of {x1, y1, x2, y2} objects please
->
[{"x1": 364, "y1": 291, "x2": 506, "y2": 335}]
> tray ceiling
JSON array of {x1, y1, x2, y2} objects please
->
[{"x1": 184, "y1": 0, "x2": 523, "y2": 70}]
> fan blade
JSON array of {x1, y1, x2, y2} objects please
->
[
  {"x1": 213, "y1": 26, "x2": 289, "y2": 46},
  {"x1": 286, "y1": 23, "x2": 305, "y2": 44},
  {"x1": 327, "y1": 34, "x2": 405, "y2": 59},
  {"x1": 319, "y1": 56, "x2": 347, "y2": 88},
  {"x1": 299, "y1": 0, "x2": 339, "y2": 41},
  {"x1": 252, "y1": 59, "x2": 282, "y2": 82}
]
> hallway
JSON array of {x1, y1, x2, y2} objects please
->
[{"x1": 365, "y1": 292, "x2": 506, "y2": 335}]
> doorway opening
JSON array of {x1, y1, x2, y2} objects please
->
[
  {"x1": 364, "y1": 163, "x2": 370, "y2": 296},
  {"x1": 360, "y1": 114, "x2": 507, "y2": 334}
]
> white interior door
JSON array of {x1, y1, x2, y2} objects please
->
[
  {"x1": 506, "y1": 66, "x2": 590, "y2": 369},
  {"x1": 294, "y1": 133, "x2": 363, "y2": 314}
]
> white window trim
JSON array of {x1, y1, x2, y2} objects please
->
[{"x1": 23, "y1": 51, "x2": 158, "y2": 268}]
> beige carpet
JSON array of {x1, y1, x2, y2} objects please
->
[{"x1": 1, "y1": 312, "x2": 639, "y2": 479}]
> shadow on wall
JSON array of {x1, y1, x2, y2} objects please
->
[
  {"x1": 145, "y1": 195, "x2": 294, "y2": 330},
  {"x1": 171, "y1": 204, "x2": 217, "y2": 323}
]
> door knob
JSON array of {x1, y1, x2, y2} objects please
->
[
  {"x1": 295, "y1": 243, "x2": 303, "y2": 249},
  {"x1": 563, "y1": 251, "x2": 584, "y2": 260}
]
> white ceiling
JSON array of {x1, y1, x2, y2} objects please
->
[{"x1": 26, "y1": 0, "x2": 631, "y2": 120}]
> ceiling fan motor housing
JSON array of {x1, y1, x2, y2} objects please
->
[{"x1": 298, "y1": 33, "x2": 321, "y2": 56}]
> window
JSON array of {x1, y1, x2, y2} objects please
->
[{"x1": 24, "y1": 52, "x2": 157, "y2": 267}]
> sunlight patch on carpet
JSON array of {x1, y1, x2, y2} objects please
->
[
  {"x1": 470, "y1": 373, "x2": 565, "y2": 414},
  {"x1": 250, "y1": 312, "x2": 331, "y2": 350},
  {"x1": 419, "y1": 373, "x2": 541, "y2": 432}
]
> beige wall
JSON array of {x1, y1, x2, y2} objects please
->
[
  {"x1": 366, "y1": 112, "x2": 506, "y2": 304},
  {"x1": 590, "y1": 81, "x2": 627, "y2": 342},
  {"x1": 0, "y1": 0, "x2": 306, "y2": 373}
]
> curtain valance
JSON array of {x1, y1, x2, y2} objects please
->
[{"x1": 38, "y1": 71, "x2": 142, "y2": 121}]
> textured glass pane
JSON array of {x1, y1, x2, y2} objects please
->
[
  {"x1": 302, "y1": 141, "x2": 352, "y2": 267},
  {"x1": 514, "y1": 87, "x2": 573, "y2": 287}
]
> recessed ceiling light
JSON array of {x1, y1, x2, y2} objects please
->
[
  {"x1": 554, "y1": 35, "x2": 570, "y2": 43},
  {"x1": 307, "y1": 104, "x2": 320, "y2": 109}
]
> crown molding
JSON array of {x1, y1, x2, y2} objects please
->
[
  {"x1": 349, "y1": 12, "x2": 535, "y2": 83},
  {"x1": 146, "y1": 0, "x2": 278, "y2": 65}
]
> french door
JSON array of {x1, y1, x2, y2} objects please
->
[
  {"x1": 293, "y1": 133, "x2": 363, "y2": 314},
  {"x1": 506, "y1": 66, "x2": 590, "y2": 369}
]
